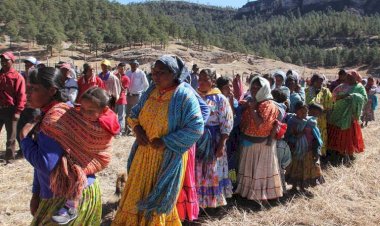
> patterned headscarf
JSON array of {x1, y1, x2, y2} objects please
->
[
  {"x1": 156, "y1": 55, "x2": 189, "y2": 82},
  {"x1": 347, "y1": 70, "x2": 362, "y2": 83},
  {"x1": 251, "y1": 76, "x2": 273, "y2": 102},
  {"x1": 310, "y1": 73, "x2": 325, "y2": 85}
]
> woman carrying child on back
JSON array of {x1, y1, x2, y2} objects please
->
[{"x1": 20, "y1": 67, "x2": 119, "y2": 225}]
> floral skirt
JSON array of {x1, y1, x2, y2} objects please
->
[
  {"x1": 31, "y1": 179, "x2": 102, "y2": 226},
  {"x1": 176, "y1": 145, "x2": 199, "y2": 221},
  {"x1": 361, "y1": 101, "x2": 375, "y2": 122},
  {"x1": 328, "y1": 120, "x2": 365, "y2": 156},
  {"x1": 235, "y1": 140, "x2": 283, "y2": 201},
  {"x1": 195, "y1": 151, "x2": 233, "y2": 208}
]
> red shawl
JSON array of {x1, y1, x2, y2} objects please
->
[{"x1": 40, "y1": 103, "x2": 118, "y2": 199}]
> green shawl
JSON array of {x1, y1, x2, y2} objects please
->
[{"x1": 329, "y1": 84, "x2": 367, "y2": 130}]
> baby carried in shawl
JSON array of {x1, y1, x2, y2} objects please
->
[{"x1": 40, "y1": 103, "x2": 119, "y2": 222}]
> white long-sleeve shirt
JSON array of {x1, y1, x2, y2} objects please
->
[
  {"x1": 99, "y1": 71, "x2": 121, "y2": 100},
  {"x1": 126, "y1": 69, "x2": 149, "y2": 95}
]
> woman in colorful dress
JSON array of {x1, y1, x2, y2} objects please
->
[
  {"x1": 112, "y1": 55, "x2": 205, "y2": 226},
  {"x1": 20, "y1": 67, "x2": 103, "y2": 225},
  {"x1": 328, "y1": 70, "x2": 367, "y2": 162},
  {"x1": 305, "y1": 74, "x2": 333, "y2": 157},
  {"x1": 216, "y1": 76, "x2": 241, "y2": 188},
  {"x1": 236, "y1": 76, "x2": 283, "y2": 203},
  {"x1": 361, "y1": 76, "x2": 378, "y2": 127},
  {"x1": 196, "y1": 69, "x2": 234, "y2": 209}
]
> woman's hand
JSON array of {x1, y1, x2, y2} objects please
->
[
  {"x1": 151, "y1": 138, "x2": 165, "y2": 149},
  {"x1": 134, "y1": 125, "x2": 149, "y2": 146},
  {"x1": 20, "y1": 123, "x2": 36, "y2": 141},
  {"x1": 30, "y1": 193, "x2": 40, "y2": 216}
]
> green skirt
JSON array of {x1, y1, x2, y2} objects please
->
[{"x1": 31, "y1": 179, "x2": 102, "y2": 226}]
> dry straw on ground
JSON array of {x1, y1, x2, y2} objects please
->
[{"x1": 0, "y1": 111, "x2": 379, "y2": 226}]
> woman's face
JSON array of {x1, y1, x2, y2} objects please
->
[
  {"x1": 86, "y1": 66, "x2": 95, "y2": 77},
  {"x1": 313, "y1": 78, "x2": 324, "y2": 89},
  {"x1": 368, "y1": 78, "x2": 375, "y2": 86},
  {"x1": 286, "y1": 79, "x2": 296, "y2": 91},
  {"x1": 80, "y1": 98, "x2": 103, "y2": 121},
  {"x1": 151, "y1": 62, "x2": 176, "y2": 90},
  {"x1": 198, "y1": 72, "x2": 213, "y2": 93},
  {"x1": 28, "y1": 84, "x2": 57, "y2": 109},
  {"x1": 221, "y1": 81, "x2": 233, "y2": 97},
  {"x1": 275, "y1": 75, "x2": 283, "y2": 87},
  {"x1": 250, "y1": 80, "x2": 262, "y2": 98}
]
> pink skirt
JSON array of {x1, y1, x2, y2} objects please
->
[{"x1": 176, "y1": 145, "x2": 199, "y2": 221}]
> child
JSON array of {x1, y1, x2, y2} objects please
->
[
  {"x1": 271, "y1": 89, "x2": 292, "y2": 193},
  {"x1": 285, "y1": 101, "x2": 325, "y2": 193},
  {"x1": 51, "y1": 87, "x2": 120, "y2": 224}
]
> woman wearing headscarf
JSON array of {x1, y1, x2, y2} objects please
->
[
  {"x1": 286, "y1": 74, "x2": 305, "y2": 113},
  {"x1": 196, "y1": 69, "x2": 234, "y2": 209},
  {"x1": 273, "y1": 70, "x2": 290, "y2": 99},
  {"x1": 305, "y1": 74, "x2": 333, "y2": 156},
  {"x1": 361, "y1": 76, "x2": 378, "y2": 127},
  {"x1": 328, "y1": 70, "x2": 367, "y2": 162},
  {"x1": 236, "y1": 76, "x2": 283, "y2": 203},
  {"x1": 112, "y1": 55, "x2": 206, "y2": 225}
]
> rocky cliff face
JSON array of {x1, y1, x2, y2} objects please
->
[{"x1": 238, "y1": 0, "x2": 380, "y2": 15}]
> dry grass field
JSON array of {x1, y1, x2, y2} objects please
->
[{"x1": 0, "y1": 109, "x2": 379, "y2": 226}]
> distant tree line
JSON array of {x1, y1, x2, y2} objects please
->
[{"x1": 1, "y1": 0, "x2": 380, "y2": 67}]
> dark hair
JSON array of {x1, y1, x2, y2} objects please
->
[
  {"x1": 200, "y1": 69, "x2": 217, "y2": 84},
  {"x1": 286, "y1": 70, "x2": 293, "y2": 77},
  {"x1": 272, "y1": 89, "x2": 287, "y2": 103},
  {"x1": 263, "y1": 73, "x2": 274, "y2": 86},
  {"x1": 338, "y1": 69, "x2": 346, "y2": 76},
  {"x1": 285, "y1": 74, "x2": 298, "y2": 87},
  {"x1": 216, "y1": 76, "x2": 232, "y2": 90},
  {"x1": 310, "y1": 74, "x2": 324, "y2": 85},
  {"x1": 83, "y1": 63, "x2": 91, "y2": 75},
  {"x1": 308, "y1": 103, "x2": 324, "y2": 112},
  {"x1": 118, "y1": 62, "x2": 126, "y2": 67},
  {"x1": 81, "y1": 87, "x2": 110, "y2": 109},
  {"x1": 294, "y1": 101, "x2": 307, "y2": 112},
  {"x1": 29, "y1": 67, "x2": 67, "y2": 102}
]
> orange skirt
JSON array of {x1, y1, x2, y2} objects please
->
[{"x1": 327, "y1": 120, "x2": 364, "y2": 156}]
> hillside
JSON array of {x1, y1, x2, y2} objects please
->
[
  {"x1": 239, "y1": 0, "x2": 380, "y2": 15},
  {"x1": 2, "y1": 0, "x2": 380, "y2": 71},
  {"x1": 0, "y1": 72, "x2": 379, "y2": 226}
]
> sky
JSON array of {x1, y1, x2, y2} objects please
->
[{"x1": 117, "y1": 0, "x2": 251, "y2": 8}]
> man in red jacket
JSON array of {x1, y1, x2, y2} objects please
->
[{"x1": 0, "y1": 51, "x2": 26, "y2": 164}]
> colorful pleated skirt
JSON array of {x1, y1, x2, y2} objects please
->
[
  {"x1": 176, "y1": 145, "x2": 199, "y2": 222},
  {"x1": 328, "y1": 120, "x2": 365, "y2": 156},
  {"x1": 31, "y1": 179, "x2": 102, "y2": 226}
]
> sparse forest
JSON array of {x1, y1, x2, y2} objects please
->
[{"x1": 1, "y1": 0, "x2": 380, "y2": 67}]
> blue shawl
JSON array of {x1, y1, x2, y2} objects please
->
[
  {"x1": 127, "y1": 82, "x2": 205, "y2": 217},
  {"x1": 286, "y1": 115, "x2": 322, "y2": 159}
]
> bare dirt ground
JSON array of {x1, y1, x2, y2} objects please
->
[
  {"x1": 0, "y1": 41, "x2": 379, "y2": 225},
  {"x1": 0, "y1": 109, "x2": 379, "y2": 226}
]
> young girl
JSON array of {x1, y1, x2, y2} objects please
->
[
  {"x1": 51, "y1": 87, "x2": 120, "y2": 224},
  {"x1": 285, "y1": 102, "x2": 325, "y2": 193},
  {"x1": 216, "y1": 76, "x2": 241, "y2": 188}
]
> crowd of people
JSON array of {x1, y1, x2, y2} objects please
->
[{"x1": 0, "y1": 50, "x2": 378, "y2": 225}]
